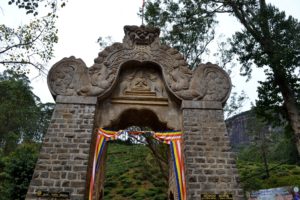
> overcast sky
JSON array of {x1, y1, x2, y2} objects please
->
[{"x1": 1, "y1": 0, "x2": 300, "y2": 111}]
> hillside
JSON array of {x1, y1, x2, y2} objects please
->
[
  {"x1": 103, "y1": 142, "x2": 168, "y2": 200},
  {"x1": 237, "y1": 161, "x2": 300, "y2": 192},
  {"x1": 103, "y1": 143, "x2": 300, "y2": 199}
]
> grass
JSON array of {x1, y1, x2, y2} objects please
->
[
  {"x1": 237, "y1": 160, "x2": 300, "y2": 191},
  {"x1": 102, "y1": 142, "x2": 300, "y2": 198},
  {"x1": 103, "y1": 142, "x2": 168, "y2": 200}
]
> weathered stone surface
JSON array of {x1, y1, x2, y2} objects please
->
[
  {"x1": 182, "y1": 101, "x2": 244, "y2": 199},
  {"x1": 47, "y1": 25, "x2": 231, "y2": 104},
  {"x1": 26, "y1": 99, "x2": 96, "y2": 200},
  {"x1": 27, "y1": 25, "x2": 242, "y2": 200}
]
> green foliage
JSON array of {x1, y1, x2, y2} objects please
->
[
  {"x1": 236, "y1": 109, "x2": 300, "y2": 185},
  {"x1": 144, "y1": 0, "x2": 300, "y2": 154},
  {"x1": 144, "y1": 0, "x2": 249, "y2": 119},
  {"x1": 0, "y1": 15, "x2": 58, "y2": 73},
  {"x1": 229, "y1": 3, "x2": 300, "y2": 122},
  {"x1": 238, "y1": 132, "x2": 299, "y2": 165},
  {"x1": 7, "y1": 0, "x2": 67, "y2": 16},
  {"x1": 0, "y1": 70, "x2": 54, "y2": 153},
  {"x1": 237, "y1": 161, "x2": 300, "y2": 191},
  {"x1": 0, "y1": 143, "x2": 40, "y2": 200},
  {"x1": 230, "y1": 4, "x2": 300, "y2": 78},
  {"x1": 237, "y1": 109, "x2": 299, "y2": 165},
  {"x1": 103, "y1": 143, "x2": 168, "y2": 200},
  {"x1": 2, "y1": 0, "x2": 67, "y2": 73},
  {"x1": 0, "y1": 70, "x2": 38, "y2": 152},
  {"x1": 0, "y1": 70, "x2": 53, "y2": 198},
  {"x1": 144, "y1": 0, "x2": 216, "y2": 68}
]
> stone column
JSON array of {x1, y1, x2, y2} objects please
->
[
  {"x1": 26, "y1": 96, "x2": 97, "y2": 200},
  {"x1": 181, "y1": 100, "x2": 243, "y2": 200}
]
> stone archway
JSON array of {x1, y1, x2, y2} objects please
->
[
  {"x1": 87, "y1": 59, "x2": 183, "y2": 199},
  {"x1": 26, "y1": 25, "x2": 243, "y2": 200},
  {"x1": 91, "y1": 107, "x2": 176, "y2": 200}
]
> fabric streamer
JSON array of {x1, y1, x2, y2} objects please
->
[
  {"x1": 154, "y1": 131, "x2": 182, "y2": 144},
  {"x1": 89, "y1": 128, "x2": 186, "y2": 200},
  {"x1": 89, "y1": 132, "x2": 102, "y2": 200},
  {"x1": 89, "y1": 129, "x2": 118, "y2": 200},
  {"x1": 170, "y1": 140, "x2": 186, "y2": 200}
]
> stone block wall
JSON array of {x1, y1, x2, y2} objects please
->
[
  {"x1": 26, "y1": 96, "x2": 97, "y2": 200},
  {"x1": 181, "y1": 101, "x2": 244, "y2": 200}
]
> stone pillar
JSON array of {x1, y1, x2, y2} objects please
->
[
  {"x1": 181, "y1": 100, "x2": 243, "y2": 200},
  {"x1": 26, "y1": 96, "x2": 97, "y2": 200}
]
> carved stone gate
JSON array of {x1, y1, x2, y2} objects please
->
[{"x1": 26, "y1": 25, "x2": 243, "y2": 200}]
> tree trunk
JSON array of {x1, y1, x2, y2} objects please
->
[
  {"x1": 261, "y1": 133, "x2": 270, "y2": 178},
  {"x1": 228, "y1": 0, "x2": 300, "y2": 155},
  {"x1": 273, "y1": 71, "x2": 300, "y2": 155}
]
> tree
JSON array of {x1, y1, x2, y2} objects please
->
[
  {"x1": 144, "y1": 0, "x2": 215, "y2": 69},
  {"x1": 244, "y1": 111, "x2": 274, "y2": 178},
  {"x1": 125, "y1": 126, "x2": 169, "y2": 183},
  {"x1": 1, "y1": 0, "x2": 66, "y2": 74},
  {"x1": 0, "y1": 143, "x2": 40, "y2": 200},
  {"x1": 0, "y1": 70, "x2": 54, "y2": 153},
  {"x1": 144, "y1": 0, "x2": 300, "y2": 154},
  {"x1": 0, "y1": 70, "x2": 54, "y2": 198},
  {"x1": 226, "y1": 0, "x2": 300, "y2": 154},
  {"x1": 143, "y1": 0, "x2": 248, "y2": 119}
]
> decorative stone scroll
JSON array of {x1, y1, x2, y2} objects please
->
[
  {"x1": 48, "y1": 25, "x2": 231, "y2": 105},
  {"x1": 48, "y1": 56, "x2": 90, "y2": 96}
]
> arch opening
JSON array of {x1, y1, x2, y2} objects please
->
[
  {"x1": 92, "y1": 108, "x2": 178, "y2": 200},
  {"x1": 106, "y1": 108, "x2": 168, "y2": 131},
  {"x1": 90, "y1": 57, "x2": 183, "y2": 199}
]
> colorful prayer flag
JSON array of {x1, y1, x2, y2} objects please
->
[{"x1": 89, "y1": 128, "x2": 186, "y2": 200}]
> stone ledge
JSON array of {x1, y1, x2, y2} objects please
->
[
  {"x1": 181, "y1": 100, "x2": 222, "y2": 110},
  {"x1": 56, "y1": 95, "x2": 97, "y2": 105}
]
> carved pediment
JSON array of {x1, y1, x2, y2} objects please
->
[{"x1": 48, "y1": 25, "x2": 232, "y2": 106}]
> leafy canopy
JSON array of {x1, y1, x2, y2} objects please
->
[
  {"x1": 0, "y1": 70, "x2": 54, "y2": 153},
  {"x1": 144, "y1": 0, "x2": 216, "y2": 68},
  {"x1": 0, "y1": 70, "x2": 54, "y2": 199},
  {"x1": 1, "y1": 0, "x2": 67, "y2": 74}
]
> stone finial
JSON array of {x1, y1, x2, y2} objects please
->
[
  {"x1": 123, "y1": 25, "x2": 160, "y2": 45},
  {"x1": 47, "y1": 57, "x2": 89, "y2": 98}
]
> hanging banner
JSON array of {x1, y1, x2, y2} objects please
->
[
  {"x1": 89, "y1": 133, "x2": 103, "y2": 200},
  {"x1": 154, "y1": 131, "x2": 182, "y2": 144},
  {"x1": 170, "y1": 140, "x2": 186, "y2": 200},
  {"x1": 89, "y1": 129, "x2": 118, "y2": 200},
  {"x1": 89, "y1": 128, "x2": 186, "y2": 200}
]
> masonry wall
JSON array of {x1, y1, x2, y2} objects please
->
[
  {"x1": 26, "y1": 96, "x2": 97, "y2": 200},
  {"x1": 181, "y1": 101, "x2": 244, "y2": 200}
]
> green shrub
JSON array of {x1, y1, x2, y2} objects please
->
[{"x1": 121, "y1": 188, "x2": 137, "y2": 197}]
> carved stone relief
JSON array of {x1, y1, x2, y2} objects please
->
[
  {"x1": 113, "y1": 66, "x2": 166, "y2": 98},
  {"x1": 48, "y1": 25, "x2": 231, "y2": 105},
  {"x1": 48, "y1": 57, "x2": 89, "y2": 96},
  {"x1": 123, "y1": 25, "x2": 160, "y2": 48}
]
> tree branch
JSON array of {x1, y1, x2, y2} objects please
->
[
  {"x1": 227, "y1": 0, "x2": 263, "y2": 43},
  {"x1": 0, "y1": 25, "x2": 45, "y2": 55},
  {"x1": 0, "y1": 61, "x2": 46, "y2": 75}
]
